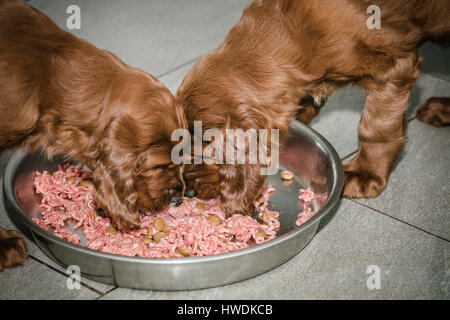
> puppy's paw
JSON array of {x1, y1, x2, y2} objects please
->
[
  {"x1": 183, "y1": 164, "x2": 220, "y2": 200},
  {"x1": 343, "y1": 163, "x2": 386, "y2": 199},
  {"x1": 194, "y1": 182, "x2": 220, "y2": 200},
  {"x1": 221, "y1": 198, "x2": 255, "y2": 218},
  {"x1": 416, "y1": 97, "x2": 450, "y2": 127},
  {"x1": 111, "y1": 211, "x2": 142, "y2": 230},
  {"x1": 0, "y1": 229, "x2": 29, "y2": 272}
]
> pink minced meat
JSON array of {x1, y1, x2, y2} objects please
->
[
  {"x1": 294, "y1": 187, "x2": 325, "y2": 227},
  {"x1": 33, "y1": 165, "x2": 318, "y2": 258},
  {"x1": 295, "y1": 188, "x2": 316, "y2": 227}
]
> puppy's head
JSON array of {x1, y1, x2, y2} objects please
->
[
  {"x1": 177, "y1": 60, "x2": 273, "y2": 216},
  {"x1": 94, "y1": 71, "x2": 186, "y2": 229},
  {"x1": 134, "y1": 144, "x2": 184, "y2": 214}
]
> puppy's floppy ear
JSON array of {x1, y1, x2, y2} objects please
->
[
  {"x1": 217, "y1": 103, "x2": 269, "y2": 216},
  {"x1": 219, "y1": 163, "x2": 266, "y2": 216},
  {"x1": 93, "y1": 158, "x2": 141, "y2": 229},
  {"x1": 92, "y1": 114, "x2": 143, "y2": 229}
]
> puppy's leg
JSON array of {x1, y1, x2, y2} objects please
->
[
  {"x1": 0, "y1": 228, "x2": 29, "y2": 272},
  {"x1": 344, "y1": 79, "x2": 416, "y2": 198},
  {"x1": 416, "y1": 97, "x2": 450, "y2": 127}
]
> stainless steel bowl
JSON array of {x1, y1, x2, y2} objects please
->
[{"x1": 3, "y1": 121, "x2": 343, "y2": 290}]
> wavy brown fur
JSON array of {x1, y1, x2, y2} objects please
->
[{"x1": 0, "y1": 0, "x2": 186, "y2": 273}]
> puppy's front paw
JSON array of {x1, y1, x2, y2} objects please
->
[
  {"x1": 194, "y1": 182, "x2": 220, "y2": 200},
  {"x1": 221, "y1": 198, "x2": 255, "y2": 218},
  {"x1": 0, "y1": 229, "x2": 29, "y2": 272},
  {"x1": 343, "y1": 162, "x2": 386, "y2": 199},
  {"x1": 183, "y1": 164, "x2": 220, "y2": 200},
  {"x1": 110, "y1": 211, "x2": 142, "y2": 230}
]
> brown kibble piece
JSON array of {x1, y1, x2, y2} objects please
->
[
  {"x1": 196, "y1": 202, "x2": 207, "y2": 210},
  {"x1": 281, "y1": 179, "x2": 294, "y2": 186},
  {"x1": 153, "y1": 231, "x2": 169, "y2": 243},
  {"x1": 163, "y1": 225, "x2": 174, "y2": 233},
  {"x1": 106, "y1": 226, "x2": 117, "y2": 235},
  {"x1": 93, "y1": 210, "x2": 100, "y2": 218},
  {"x1": 146, "y1": 227, "x2": 153, "y2": 236},
  {"x1": 179, "y1": 248, "x2": 191, "y2": 257},
  {"x1": 141, "y1": 236, "x2": 153, "y2": 245},
  {"x1": 220, "y1": 234, "x2": 228, "y2": 243},
  {"x1": 207, "y1": 215, "x2": 221, "y2": 226},
  {"x1": 79, "y1": 180, "x2": 91, "y2": 188},
  {"x1": 255, "y1": 230, "x2": 266, "y2": 239},
  {"x1": 153, "y1": 217, "x2": 166, "y2": 231},
  {"x1": 66, "y1": 176, "x2": 76, "y2": 184},
  {"x1": 261, "y1": 212, "x2": 270, "y2": 224},
  {"x1": 280, "y1": 170, "x2": 294, "y2": 181},
  {"x1": 257, "y1": 195, "x2": 265, "y2": 204}
]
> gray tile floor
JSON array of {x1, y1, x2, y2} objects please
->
[{"x1": 1, "y1": 0, "x2": 449, "y2": 299}]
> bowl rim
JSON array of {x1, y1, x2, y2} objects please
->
[{"x1": 3, "y1": 121, "x2": 343, "y2": 265}]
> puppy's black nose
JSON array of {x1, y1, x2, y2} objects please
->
[
  {"x1": 169, "y1": 188, "x2": 184, "y2": 206},
  {"x1": 170, "y1": 196, "x2": 182, "y2": 206}
]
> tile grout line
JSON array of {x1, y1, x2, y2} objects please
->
[
  {"x1": 421, "y1": 71, "x2": 450, "y2": 84},
  {"x1": 156, "y1": 55, "x2": 202, "y2": 79},
  {"x1": 348, "y1": 199, "x2": 450, "y2": 243},
  {"x1": 94, "y1": 286, "x2": 118, "y2": 300},
  {"x1": 341, "y1": 150, "x2": 357, "y2": 162},
  {"x1": 28, "y1": 254, "x2": 104, "y2": 296}
]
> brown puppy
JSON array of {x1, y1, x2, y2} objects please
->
[
  {"x1": 177, "y1": 0, "x2": 450, "y2": 216},
  {"x1": 0, "y1": 0, "x2": 186, "y2": 270}
]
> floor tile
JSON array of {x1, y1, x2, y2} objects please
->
[
  {"x1": 28, "y1": 0, "x2": 252, "y2": 76},
  {"x1": 0, "y1": 258, "x2": 99, "y2": 299},
  {"x1": 355, "y1": 120, "x2": 450, "y2": 240},
  {"x1": 101, "y1": 200, "x2": 449, "y2": 300},
  {"x1": 420, "y1": 41, "x2": 450, "y2": 82},
  {"x1": 159, "y1": 61, "x2": 197, "y2": 95}
]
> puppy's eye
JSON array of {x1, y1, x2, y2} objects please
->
[{"x1": 299, "y1": 96, "x2": 315, "y2": 106}]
